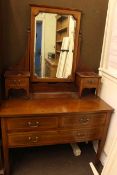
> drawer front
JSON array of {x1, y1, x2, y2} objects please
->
[
  {"x1": 8, "y1": 128, "x2": 102, "y2": 147},
  {"x1": 5, "y1": 78, "x2": 28, "y2": 88},
  {"x1": 62, "y1": 113, "x2": 106, "y2": 129},
  {"x1": 8, "y1": 131, "x2": 59, "y2": 147},
  {"x1": 6, "y1": 117, "x2": 58, "y2": 131},
  {"x1": 82, "y1": 78, "x2": 98, "y2": 88},
  {"x1": 59, "y1": 128, "x2": 102, "y2": 142}
]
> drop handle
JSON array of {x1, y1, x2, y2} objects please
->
[
  {"x1": 28, "y1": 136, "x2": 39, "y2": 143},
  {"x1": 13, "y1": 80, "x2": 17, "y2": 84},
  {"x1": 77, "y1": 133, "x2": 85, "y2": 137},
  {"x1": 18, "y1": 80, "x2": 21, "y2": 85},
  {"x1": 27, "y1": 121, "x2": 40, "y2": 128},
  {"x1": 79, "y1": 117, "x2": 89, "y2": 123}
]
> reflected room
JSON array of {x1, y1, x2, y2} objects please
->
[{"x1": 34, "y1": 13, "x2": 76, "y2": 78}]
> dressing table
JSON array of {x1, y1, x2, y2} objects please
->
[{"x1": 0, "y1": 5, "x2": 113, "y2": 175}]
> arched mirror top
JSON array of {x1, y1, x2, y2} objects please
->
[{"x1": 30, "y1": 5, "x2": 81, "y2": 82}]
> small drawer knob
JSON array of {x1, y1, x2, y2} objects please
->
[
  {"x1": 79, "y1": 117, "x2": 89, "y2": 123},
  {"x1": 13, "y1": 80, "x2": 16, "y2": 83},
  {"x1": 27, "y1": 121, "x2": 40, "y2": 128},
  {"x1": 77, "y1": 133, "x2": 85, "y2": 137},
  {"x1": 28, "y1": 136, "x2": 39, "y2": 143}
]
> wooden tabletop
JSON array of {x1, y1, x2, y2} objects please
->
[
  {"x1": 4, "y1": 71, "x2": 30, "y2": 78},
  {"x1": 76, "y1": 72, "x2": 101, "y2": 78},
  {"x1": 0, "y1": 96, "x2": 113, "y2": 117}
]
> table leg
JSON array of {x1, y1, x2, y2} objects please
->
[
  {"x1": 79, "y1": 87, "x2": 83, "y2": 97},
  {"x1": 5, "y1": 89, "x2": 9, "y2": 98},
  {"x1": 26, "y1": 88, "x2": 29, "y2": 97},
  {"x1": 95, "y1": 113, "x2": 112, "y2": 165},
  {"x1": 1, "y1": 119, "x2": 10, "y2": 175},
  {"x1": 95, "y1": 140, "x2": 103, "y2": 165}
]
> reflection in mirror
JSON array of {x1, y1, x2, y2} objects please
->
[{"x1": 34, "y1": 12, "x2": 76, "y2": 78}]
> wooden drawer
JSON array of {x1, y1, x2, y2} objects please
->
[
  {"x1": 8, "y1": 131, "x2": 59, "y2": 147},
  {"x1": 8, "y1": 128, "x2": 102, "y2": 147},
  {"x1": 5, "y1": 78, "x2": 28, "y2": 89},
  {"x1": 62, "y1": 113, "x2": 106, "y2": 129},
  {"x1": 82, "y1": 78, "x2": 98, "y2": 88},
  {"x1": 6, "y1": 117, "x2": 58, "y2": 131},
  {"x1": 59, "y1": 128, "x2": 102, "y2": 142}
]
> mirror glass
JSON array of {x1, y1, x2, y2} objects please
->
[{"x1": 34, "y1": 12, "x2": 76, "y2": 78}]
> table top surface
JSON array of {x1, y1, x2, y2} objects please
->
[
  {"x1": 76, "y1": 72, "x2": 101, "y2": 78},
  {"x1": 4, "y1": 71, "x2": 30, "y2": 78},
  {"x1": 0, "y1": 94, "x2": 113, "y2": 117}
]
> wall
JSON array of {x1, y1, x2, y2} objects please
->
[
  {"x1": 0, "y1": 0, "x2": 3, "y2": 99},
  {"x1": 44, "y1": 13, "x2": 56, "y2": 58},
  {"x1": 96, "y1": 0, "x2": 117, "y2": 165},
  {"x1": 0, "y1": 0, "x2": 3, "y2": 71},
  {"x1": 35, "y1": 13, "x2": 56, "y2": 58},
  {"x1": 98, "y1": 72, "x2": 117, "y2": 166},
  {"x1": 1, "y1": 0, "x2": 109, "y2": 71}
]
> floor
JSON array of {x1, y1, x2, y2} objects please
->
[{"x1": 10, "y1": 142, "x2": 102, "y2": 175}]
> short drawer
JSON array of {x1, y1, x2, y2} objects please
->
[
  {"x1": 6, "y1": 117, "x2": 58, "y2": 131},
  {"x1": 61, "y1": 113, "x2": 106, "y2": 129},
  {"x1": 5, "y1": 78, "x2": 28, "y2": 88},
  {"x1": 82, "y1": 78, "x2": 98, "y2": 88},
  {"x1": 8, "y1": 128, "x2": 102, "y2": 147}
]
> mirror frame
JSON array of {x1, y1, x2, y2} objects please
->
[{"x1": 30, "y1": 5, "x2": 81, "y2": 82}]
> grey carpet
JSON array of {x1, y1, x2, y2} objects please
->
[{"x1": 10, "y1": 142, "x2": 101, "y2": 175}]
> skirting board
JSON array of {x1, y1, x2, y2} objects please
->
[{"x1": 89, "y1": 162, "x2": 99, "y2": 175}]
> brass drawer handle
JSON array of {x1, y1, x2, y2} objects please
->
[
  {"x1": 77, "y1": 133, "x2": 85, "y2": 137},
  {"x1": 27, "y1": 121, "x2": 40, "y2": 128},
  {"x1": 18, "y1": 80, "x2": 21, "y2": 85},
  {"x1": 79, "y1": 117, "x2": 89, "y2": 123},
  {"x1": 28, "y1": 136, "x2": 39, "y2": 143},
  {"x1": 13, "y1": 80, "x2": 17, "y2": 84}
]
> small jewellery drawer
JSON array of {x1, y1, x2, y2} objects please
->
[
  {"x1": 6, "y1": 117, "x2": 58, "y2": 131},
  {"x1": 62, "y1": 113, "x2": 106, "y2": 129},
  {"x1": 5, "y1": 78, "x2": 28, "y2": 88},
  {"x1": 82, "y1": 78, "x2": 98, "y2": 88}
]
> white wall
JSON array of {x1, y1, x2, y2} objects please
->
[
  {"x1": 96, "y1": 0, "x2": 117, "y2": 166},
  {"x1": 99, "y1": 72, "x2": 117, "y2": 165},
  {"x1": 35, "y1": 13, "x2": 56, "y2": 58},
  {"x1": 35, "y1": 13, "x2": 56, "y2": 76},
  {"x1": 44, "y1": 13, "x2": 56, "y2": 58},
  {"x1": 101, "y1": 133, "x2": 117, "y2": 175}
]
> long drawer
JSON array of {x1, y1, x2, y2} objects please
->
[
  {"x1": 6, "y1": 117, "x2": 58, "y2": 131},
  {"x1": 61, "y1": 113, "x2": 106, "y2": 129},
  {"x1": 8, "y1": 128, "x2": 102, "y2": 147}
]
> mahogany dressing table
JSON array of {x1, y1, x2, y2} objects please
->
[
  {"x1": 0, "y1": 95, "x2": 113, "y2": 175},
  {"x1": 0, "y1": 5, "x2": 114, "y2": 175}
]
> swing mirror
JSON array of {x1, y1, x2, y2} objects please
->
[{"x1": 30, "y1": 5, "x2": 81, "y2": 82}]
